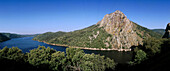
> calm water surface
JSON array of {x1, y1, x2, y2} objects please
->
[{"x1": 0, "y1": 37, "x2": 133, "y2": 63}]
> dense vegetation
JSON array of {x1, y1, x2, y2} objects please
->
[
  {"x1": 115, "y1": 38, "x2": 170, "y2": 71},
  {"x1": 0, "y1": 46, "x2": 116, "y2": 71},
  {"x1": 33, "y1": 25, "x2": 112, "y2": 49},
  {"x1": 33, "y1": 31, "x2": 66, "y2": 42}
]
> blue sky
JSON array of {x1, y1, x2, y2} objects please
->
[{"x1": 0, "y1": 0, "x2": 169, "y2": 34}]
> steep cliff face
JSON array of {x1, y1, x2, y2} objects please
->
[
  {"x1": 97, "y1": 10, "x2": 142, "y2": 49},
  {"x1": 163, "y1": 23, "x2": 170, "y2": 38}
]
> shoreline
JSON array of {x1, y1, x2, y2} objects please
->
[{"x1": 34, "y1": 40, "x2": 131, "y2": 51}]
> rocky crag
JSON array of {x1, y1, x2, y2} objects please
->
[
  {"x1": 97, "y1": 10, "x2": 142, "y2": 49},
  {"x1": 163, "y1": 23, "x2": 170, "y2": 38}
]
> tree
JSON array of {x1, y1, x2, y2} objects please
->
[
  {"x1": 1, "y1": 46, "x2": 116, "y2": 71},
  {"x1": 27, "y1": 46, "x2": 56, "y2": 66},
  {"x1": 143, "y1": 37, "x2": 163, "y2": 56},
  {"x1": 134, "y1": 50, "x2": 147, "y2": 64},
  {"x1": 65, "y1": 48, "x2": 116, "y2": 71},
  {"x1": 0, "y1": 47, "x2": 24, "y2": 61},
  {"x1": 50, "y1": 51, "x2": 66, "y2": 71}
]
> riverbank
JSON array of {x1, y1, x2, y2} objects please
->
[{"x1": 35, "y1": 40, "x2": 131, "y2": 51}]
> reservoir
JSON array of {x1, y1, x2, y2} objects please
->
[{"x1": 0, "y1": 37, "x2": 133, "y2": 63}]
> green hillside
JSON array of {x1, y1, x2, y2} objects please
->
[
  {"x1": 133, "y1": 22, "x2": 162, "y2": 39},
  {"x1": 33, "y1": 25, "x2": 112, "y2": 49},
  {"x1": 0, "y1": 33, "x2": 10, "y2": 42},
  {"x1": 33, "y1": 31, "x2": 66, "y2": 42},
  {"x1": 0, "y1": 33, "x2": 35, "y2": 42},
  {"x1": 2, "y1": 33, "x2": 28, "y2": 39},
  {"x1": 151, "y1": 29, "x2": 165, "y2": 36}
]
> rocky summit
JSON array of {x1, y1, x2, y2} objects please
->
[
  {"x1": 33, "y1": 10, "x2": 161, "y2": 51},
  {"x1": 97, "y1": 10, "x2": 143, "y2": 49},
  {"x1": 163, "y1": 23, "x2": 170, "y2": 38}
]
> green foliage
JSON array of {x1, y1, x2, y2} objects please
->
[
  {"x1": 65, "y1": 48, "x2": 116, "y2": 71},
  {"x1": 0, "y1": 47, "x2": 24, "y2": 61},
  {"x1": 33, "y1": 31, "x2": 66, "y2": 43},
  {"x1": 134, "y1": 50, "x2": 147, "y2": 64},
  {"x1": 143, "y1": 37, "x2": 163, "y2": 56},
  {"x1": 0, "y1": 46, "x2": 116, "y2": 71},
  {"x1": 130, "y1": 38, "x2": 169, "y2": 66},
  {"x1": 27, "y1": 46, "x2": 56, "y2": 66},
  {"x1": 50, "y1": 51, "x2": 66, "y2": 71}
]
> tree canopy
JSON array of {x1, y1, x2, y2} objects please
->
[{"x1": 0, "y1": 46, "x2": 116, "y2": 71}]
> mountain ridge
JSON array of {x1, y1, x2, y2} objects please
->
[
  {"x1": 33, "y1": 10, "x2": 162, "y2": 51},
  {"x1": 0, "y1": 33, "x2": 10, "y2": 42},
  {"x1": 152, "y1": 29, "x2": 165, "y2": 36}
]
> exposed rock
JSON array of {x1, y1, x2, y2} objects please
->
[
  {"x1": 97, "y1": 10, "x2": 142, "y2": 49},
  {"x1": 163, "y1": 23, "x2": 170, "y2": 38},
  {"x1": 93, "y1": 31, "x2": 99, "y2": 38}
]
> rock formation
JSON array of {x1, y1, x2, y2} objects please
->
[
  {"x1": 97, "y1": 10, "x2": 143, "y2": 49},
  {"x1": 163, "y1": 23, "x2": 170, "y2": 38}
]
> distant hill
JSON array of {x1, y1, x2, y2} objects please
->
[
  {"x1": 33, "y1": 31, "x2": 66, "y2": 42},
  {"x1": 151, "y1": 29, "x2": 165, "y2": 36},
  {"x1": 1, "y1": 33, "x2": 37, "y2": 39},
  {"x1": 1, "y1": 33, "x2": 26, "y2": 39},
  {"x1": 0, "y1": 33, "x2": 10, "y2": 42},
  {"x1": 33, "y1": 10, "x2": 162, "y2": 51},
  {"x1": 0, "y1": 33, "x2": 37, "y2": 42}
]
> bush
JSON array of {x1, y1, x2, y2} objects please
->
[{"x1": 134, "y1": 50, "x2": 147, "y2": 64}]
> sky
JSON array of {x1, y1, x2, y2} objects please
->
[{"x1": 0, "y1": 0, "x2": 170, "y2": 34}]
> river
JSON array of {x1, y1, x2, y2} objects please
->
[{"x1": 0, "y1": 37, "x2": 133, "y2": 63}]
